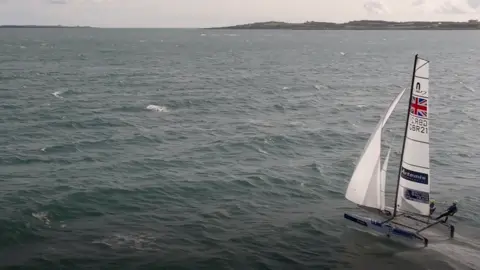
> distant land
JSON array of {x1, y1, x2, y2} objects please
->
[
  {"x1": 211, "y1": 19, "x2": 480, "y2": 30},
  {"x1": 0, "y1": 25, "x2": 93, "y2": 28}
]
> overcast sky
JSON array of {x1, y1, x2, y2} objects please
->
[{"x1": 0, "y1": 0, "x2": 479, "y2": 27}]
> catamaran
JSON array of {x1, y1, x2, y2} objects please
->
[{"x1": 343, "y1": 54, "x2": 455, "y2": 247}]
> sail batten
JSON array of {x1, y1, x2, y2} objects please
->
[{"x1": 379, "y1": 148, "x2": 391, "y2": 211}]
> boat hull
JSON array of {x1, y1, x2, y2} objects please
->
[{"x1": 344, "y1": 213, "x2": 428, "y2": 246}]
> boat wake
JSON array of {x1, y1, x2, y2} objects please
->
[
  {"x1": 394, "y1": 231, "x2": 480, "y2": 270},
  {"x1": 428, "y1": 242, "x2": 480, "y2": 269},
  {"x1": 349, "y1": 222, "x2": 480, "y2": 269}
]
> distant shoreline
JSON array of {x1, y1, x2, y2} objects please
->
[
  {"x1": 2, "y1": 20, "x2": 480, "y2": 30},
  {"x1": 210, "y1": 19, "x2": 480, "y2": 30},
  {"x1": 0, "y1": 25, "x2": 94, "y2": 29}
]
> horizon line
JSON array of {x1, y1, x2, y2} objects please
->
[{"x1": 1, "y1": 18, "x2": 478, "y2": 29}]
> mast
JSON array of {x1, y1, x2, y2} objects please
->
[{"x1": 392, "y1": 54, "x2": 418, "y2": 217}]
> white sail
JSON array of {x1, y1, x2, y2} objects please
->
[
  {"x1": 345, "y1": 88, "x2": 406, "y2": 209},
  {"x1": 395, "y1": 57, "x2": 430, "y2": 216},
  {"x1": 379, "y1": 148, "x2": 391, "y2": 210},
  {"x1": 382, "y1": 88, "x2": 406, "y2": 127}
]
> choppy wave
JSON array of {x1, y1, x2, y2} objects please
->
[{"x1": 0, "y1": 29, "x2": 479, "y2": 269}]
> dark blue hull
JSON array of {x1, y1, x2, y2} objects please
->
[{"x1": 344, "y1": 213, "x2": 428, "y2": 246}]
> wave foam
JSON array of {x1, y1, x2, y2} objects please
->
[
  {"x1": 32, "y1": 211, "x2": 51, "y2": 226},
  {"x1": 146, "y1": 105, "x2": 168, "y2": 112},
  {"x1": 52, "y1": 91, "x2": 64, "y2": 99},
  {"x1": 92, "y1": 233, "x2": 157, "y2": 251}
]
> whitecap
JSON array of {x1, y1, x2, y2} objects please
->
[
  {"x1": 249, "y1": 119, "x2": 274, "y2": 127},
  {"x1": 92, "y1": 233, "x2": 157, "y2": 251},
  {"x1": 146, "y1": 105, "x2": 168, "y2": 112},
  {"x1": 460, "y1": 82, "x2": 475, "y2": 92},
  {"x1": 52, "y1": 91, "x2": 63, "y2": 99},
  {"x1": 32, "y1": 211, "x2": 51, "y2": 226},
  {"x1": 257, "y1": 148, "x2": 268, "y2": 154}
]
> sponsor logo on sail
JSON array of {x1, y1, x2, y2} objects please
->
[
  {"x1": 414, "y1": 81, "x2": 427, "y2": 95},
  {"x1": 401, "y1": 167, "x2": 428, "y2": 184},
  {"x1": 404, "y1": 188, "x2": 429, "y2": 204}
]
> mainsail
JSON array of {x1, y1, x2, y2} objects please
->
[
  {"x1": 345, "y1": 87, "x2": 406, "y2": 209},
  {"x1": 393, "y1": 56, "x2": 430, "y2": 216}
]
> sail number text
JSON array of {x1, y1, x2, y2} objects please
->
[{"x1": 409, "y1": 117, "x2": 428, "y2": 134}]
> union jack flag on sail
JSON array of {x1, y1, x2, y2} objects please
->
[{"x1": 410, "y1": 96, "x2": 428, "y2": 118}]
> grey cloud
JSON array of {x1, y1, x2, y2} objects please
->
[
  {"x1": 412, "y1": 0, "x2": 424, "y2": 6},
  {"x1": 436, "y1": 1, "x2": 477, "y2": 14},
  {"x1": 468, "y1": 0, "x2": 480, "y2": 8},
  {"x1": 410, "y1": 0, "x2": 478, "y2": 15},
  {"x1": 0, "y1": 0, "x2": 478, "y2": 27},
  {"x1": 438, "y1": 6, "x2": 467, "y2": 14},
  {"x1": 364, "y1": 1, "x2": 389, "y2": 15}
]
